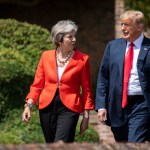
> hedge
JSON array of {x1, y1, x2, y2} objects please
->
[{"x1": 0, "y1": 19, "x2": 53, "y2": 120}]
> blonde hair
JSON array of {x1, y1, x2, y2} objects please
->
[{"x1": 120, "y1": 10, "x2": 145, "y2": 27}]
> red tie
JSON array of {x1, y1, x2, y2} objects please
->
[{"x1": 122, "y1": 42, "x2": 134, "y2": 108}]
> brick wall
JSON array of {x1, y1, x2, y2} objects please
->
[{"x1": 115, "y1": 0, "x2": 124, "y2": 38}]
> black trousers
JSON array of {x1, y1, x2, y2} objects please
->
[{"x1": 39, "y1": 89, "x2": 80, "y2": 143}]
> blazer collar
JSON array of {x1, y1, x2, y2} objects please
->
[{"x1": 55, "y1": 48, "x2": 79, "y2": 82}]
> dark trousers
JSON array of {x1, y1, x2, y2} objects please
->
[
  {"x1": 111, "y1": 95, "x2": 150, "y2": 142},
  {"x1": 39, "y1": 89, "x2": 80, "y2": 143}
]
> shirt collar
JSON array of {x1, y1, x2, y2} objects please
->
[{"x1": 127, "y1": 33, "x2": 144, "y2": 49}]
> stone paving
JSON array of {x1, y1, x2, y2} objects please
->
[
  {"x1": 89, "y1": 110, "x2": 116, "y2": 144},
  {"x1": 1, "y1": 142, "x2": 150, "y2": 150}
]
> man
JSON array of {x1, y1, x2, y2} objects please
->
[{"x1": 96, "y1": 10, "x2": 150, "y2": 142}]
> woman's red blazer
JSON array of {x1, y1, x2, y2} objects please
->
[{"x1": 26, "y1": 48, "x2": 94, "y2": 113}]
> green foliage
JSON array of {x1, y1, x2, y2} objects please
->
[
  {"x1": 0, "y1": 108, "x2": 45, "y2": 144},
  {"x1": 124, "y1": 0, "x2": 150, "y2": 26},
  {"x1": 75, "y1": 121, "x2": 99, "y2": 143},
  {"x1": 0, "y1": 19, "x2": 52, "y2": 51},
  {"x1": 0, "y1": 19, "x2": 54, "y2": 120},
  {"x1": 0, "y1": 108, "x2": 99, "y2": 144}
]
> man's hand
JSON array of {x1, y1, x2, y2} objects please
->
[{"x1": 97, "y1": 109, "x2": 107, "y2": 124}]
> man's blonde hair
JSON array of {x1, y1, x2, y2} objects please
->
[{"x1": 120, "y1": 10, "x2": 145, "y2": 28}]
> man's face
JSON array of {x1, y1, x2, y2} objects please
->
[{"x1": 121, "y1": 17, "x2": 142, "y2": 42}]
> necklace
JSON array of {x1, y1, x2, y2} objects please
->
[{"x1": 56, "y1": 50, "x2": 73, "y2": 64}]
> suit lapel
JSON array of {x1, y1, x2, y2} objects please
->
[
  {"x1": 137, "y1": 37, "x2": 150, "y2": 70},
  {"x1": 119, "y1": 39, "x2": 127, "y2": 78}
]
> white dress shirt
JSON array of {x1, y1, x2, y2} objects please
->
[
  {"x1": 127, "y1": 33, "x2": 144, "y2": 95},
  {"x1": 57, "y1": 66, "x2": 65, "y2": 81}
]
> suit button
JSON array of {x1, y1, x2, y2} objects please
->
[{"x1": 59, "y1": 83, "x2": 62, "y2": 86}]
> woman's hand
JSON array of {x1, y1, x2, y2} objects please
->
[
  {"x1": 80, "y1": 110, "x2": 90, "y2": 135},
  {"x1": 22, "y1": 107, "x2": 31, "y2": 123},
  {"x1": 80, "y1": 117, "x2": 89, "y2": 135}
]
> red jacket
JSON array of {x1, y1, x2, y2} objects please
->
[{"x1": 26, "y1": 48, "x2": 94, "y2": 112}]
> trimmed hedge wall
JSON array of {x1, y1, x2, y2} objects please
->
[{"x1": 0, "y1": 19, "x2": 53, "y2": 120}]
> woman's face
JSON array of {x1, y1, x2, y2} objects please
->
[{"x1": 60, "y1": 32, "x2": 76, "y2": 51}]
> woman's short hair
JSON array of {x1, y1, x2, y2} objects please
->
[
  {"x1": 120, "y1": 10, "x2": 145, "y2": 28},
  {"x1": 51, "y1": 20, "x2": 78, "y2": 46}
]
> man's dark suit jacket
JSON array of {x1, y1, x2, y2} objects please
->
[{"x1": 96, "y1": 36, "x2": 150, "y2": 127}]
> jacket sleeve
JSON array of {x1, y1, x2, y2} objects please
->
[
  {"x1": 26, "y1": 52, "x2": 45, "y2": 104},
  {"x1": 81, "y1": 56, "x2": 95, "y2": 110},
  {"x1": 95, "y1": 43, "x2": 110, "y2": 111}
]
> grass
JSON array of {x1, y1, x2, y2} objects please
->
[{"x1": 0, "y1": 108, "x2": 99, "y2": 144}]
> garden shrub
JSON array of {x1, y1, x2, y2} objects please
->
[
  {"x1": 0, "y1": 19, "x2": 52, "y2": 52},
  {"x1": 75, "y1": 121, "x2": 99, "y2": 143},
  {"x1": 0, "y1": 19, "x2": 53, "y2": 120},
  {"x1": 0, "y1": 108, "x2": 45, "y2": 144}
]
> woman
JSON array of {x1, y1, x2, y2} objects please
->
[{"x1": 22, "y1": 20, "x2": 94, "y2": 143}]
